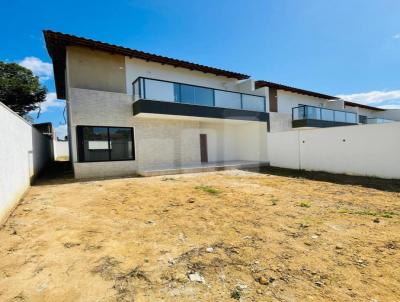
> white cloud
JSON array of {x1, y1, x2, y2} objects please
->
[
  {"x1": 376, "y1": 104, "x2": 400, "y2": 109},
  {"x1": 55, "y1": 124, "x2": 68, "y2": 140},
  {"x1": 30, "y1": 92, "x2": 65, "y2": 114},
  {"x1": 336, "y1": 90, "x2": 400, "y2": 108},
  {"x1": 19, "y1": 56, "x2": 53, "y2": 81},
  {"x1": 393, "y1": 33, "x2": 400, "y2": 39}
]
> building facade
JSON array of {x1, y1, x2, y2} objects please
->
[{"x1": 44, "y1": 30, "x2": 400, "y2": 178}]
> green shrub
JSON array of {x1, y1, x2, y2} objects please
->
[
  {"x1": 195, "y1": 185, "x2": 220, "y2": 195},
  {"x1": 299, "y1": 201, "x2": 311, "y2": 208}
]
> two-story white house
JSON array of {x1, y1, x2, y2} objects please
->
[{"x1": 44, "y1": 30, "x2": 400, "y2": 178}]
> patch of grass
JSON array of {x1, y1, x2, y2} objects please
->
[
  {"x1": 298, "y1": 201, "x2": 311, "y2": 208},
  {"x1": 230, "y1": 287, "x2": 242, "y2": 300},
  {"x1": 271, "y1": 198, "x2": 279, "y2": 206},
  {"x1": 161, "y1": 177, "x2": 178, "y2": 181},
  {"x1": 338, "y1": 209, "x2": 397, "y2": 218},
  {"x1": 195, "y1": 185, "x2": 220, "y2": 195}
]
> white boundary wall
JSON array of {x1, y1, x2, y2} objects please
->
[
  {"x1": 54, "y1": 140, "x2": 69, "y2": 160},
  {"x1": 0, "y1": 102, "x2": 52, "y2": 222},
  {"x1": 267, "y1": 122, "x2": 400, "y2": 179}
]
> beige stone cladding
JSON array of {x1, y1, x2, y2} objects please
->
[
  {"x1": 135, "y1": 118, "x2": 201, "y2": 169},
  {"x1": 68, "y1": 88, "x2": 203, "y2": 178}
]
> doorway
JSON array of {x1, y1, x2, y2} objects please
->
[{"x1": 200, "y1": 134, "x2": 208, "y2": 163}]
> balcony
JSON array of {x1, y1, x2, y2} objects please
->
[
  {"x1": 361, "y1": 117, "x2": 395, "y2": 124},
  {"x1": 132, "y1": 77, "x2": 268, "y2": 122},
  {"x1": 292, "y1": 105, "x2": 358, "y2": 128}
]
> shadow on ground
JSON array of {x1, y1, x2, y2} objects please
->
[
  {"x1": 33, "y1": 161, "x2": 140, "y2": 186},
  {"x1": 33, "y1": 161, "x2": 75, "y2": 186},
  {"x1": 247, "y1": 166, "x2": 400, "y2": 193},
  {"x1": 35, "y1": 161, "x2": 400, "y2": 193}
]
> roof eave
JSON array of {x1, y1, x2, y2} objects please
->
[
  {"x1": 255, "y1": 80, "x2": 339, "y2": 100},
  {"x1": 43, "y1": 30, "x2": 250, "y2": 99},
  {"x1": 344, "y1": 101, "x2": 385, "y2": 111}
]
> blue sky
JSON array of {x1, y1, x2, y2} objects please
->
[{"x1": 1, "y1": 0, "x2": 400, "y2": 137}]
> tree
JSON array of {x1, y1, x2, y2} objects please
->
[{"x1": 0, "y1": 61, "x2": 47, "y2": 116}]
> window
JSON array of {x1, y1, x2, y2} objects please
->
[
  {"x1": 180, "y1": 84, "x2": 195, "y2": 104},
  {"x1": 77, "y1": 126, "x2": 134, "y2": 162}
]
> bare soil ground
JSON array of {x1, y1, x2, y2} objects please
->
[{"x1": 0, "y1": 167, "x2": 399, "y2": 302}]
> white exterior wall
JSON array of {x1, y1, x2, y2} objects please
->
[
  {"x1": 197, "y1": 123, "x2": 236, "y2": 162},
  {"x1": 267, "y1": 130, "x2": 300, "y2": 169},
  {"x1": 346, "y1": 106, "x2": 377, "y2": 119},
  {"x1": 235, "y1": 122, "x2": 268, "y2": 161},
  {"x1": 375, "y1": 109, "x2": 400, "y2": 121},
  {"x1": 198, "y1": 121, "x2": 267, "y2": 162},
  {"x1": 125, "y1": 57, "x2": 242, "y2": 96},
  {"x1": 269, "y1": 112, "x2": 292, "y2": 132},
  {"x1": 53, "y1": 141, "x2": 70, "y2": 160},
  {"x1": 325, "y1": 99, "x2": 345, "y2": 110},
  {"x1": 277, "y1": 91, "x2": 331, "y2": 114},
  {"x1": 0, "y1": 102, "x2": 52, "y2": 222},
  {"x1": 267, "y1": 122, "x2": 400, "y2": 179},
  {"x1": 344, "y1": 106, "x2": 400, "y2": 122}
]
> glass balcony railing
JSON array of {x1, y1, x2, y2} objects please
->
[
  {"x1": 292, "y1": 105, "x2": 358, "y2": 124},
  {"x1": 132, "y1": 77, "x2": 266, "y2": 112},
  {"x1": 365, "y1": 118, "x2": 395, "y2": 124}
]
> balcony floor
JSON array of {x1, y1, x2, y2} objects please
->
[
  {"x1": 292, "y1": 119, "x2": 357, "y2": 128},
  {"x1": 137, "y1": 160, "x2": 269, "y2": 177},
  {"x1": 133, "y1": 99, "x2": 268, "y2": 122}
]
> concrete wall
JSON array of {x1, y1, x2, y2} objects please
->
[
  {"x1": 375, "y1": 109, "x2": 400, "y2": 121},
  {"x1": 267, "y1": 130, "x2": 300, "y2": 169},
  {"x1": 236, "y1": 122, "x2": 268, "y2": 161},
  {"x1": 54, "y1": 140, "x2": 69, "y2": 160},
  {"x1": 267, "y1": 122, "x2": 400, "y2": 179},
  {"x1": 67, "y1": 46, "x2": 126, "y2": 94},
  {"x1": 269, "y1": 112, "x2": 292, "y2": 132},
  {"x1": 0, "y1": 102, "x2": 52, "y2": 222}
]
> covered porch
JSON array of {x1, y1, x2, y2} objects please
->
[{"x1": 134, "y1": 113, "x2": 269, "y2": 177}]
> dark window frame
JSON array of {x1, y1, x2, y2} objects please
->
[{"x1": 76, "y1": 125, "x2": 135, "y2": 163}]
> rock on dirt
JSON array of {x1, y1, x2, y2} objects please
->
[
  {"x1": 257, "y1": 276, "x2": 269, "y2": 285},
  {"x1": 174, "y1": 273, "x2": 188, "y2": 283},
  {"x1": 188, "y1": 272, "x2": 205, "y2": 283}
]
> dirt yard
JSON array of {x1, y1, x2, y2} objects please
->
[{"x1": 0, "y1": 168, "x2": 399, "y2": 302}]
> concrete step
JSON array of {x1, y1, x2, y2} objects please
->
[{"x1": 137, "y1": 161, "x2": 269, "y2": 177}]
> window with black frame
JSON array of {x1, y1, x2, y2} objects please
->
[{"x1": 77, "y1": 126, "x2": 134, "y2": 162}]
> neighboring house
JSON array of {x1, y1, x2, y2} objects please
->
[
  {"x1": 33, "y1": 122, "x2": 54, "y2": 138},
  {"x1": 43, "y1": 30, "x2": 400, "y2": 179}
]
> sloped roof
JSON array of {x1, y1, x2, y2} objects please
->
[
  {"x1": 255, "y1": 80, "x2": 385, "y2": 111},
  {"x1": 255, "y1": 80, "x2": 339, "y2": 100},
  {"x1": 43, "y1": 30, "x2": 250, "y2": 99},
  {"x1": 343, "y1": 100, "x2": 385, "y2": 111}
]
